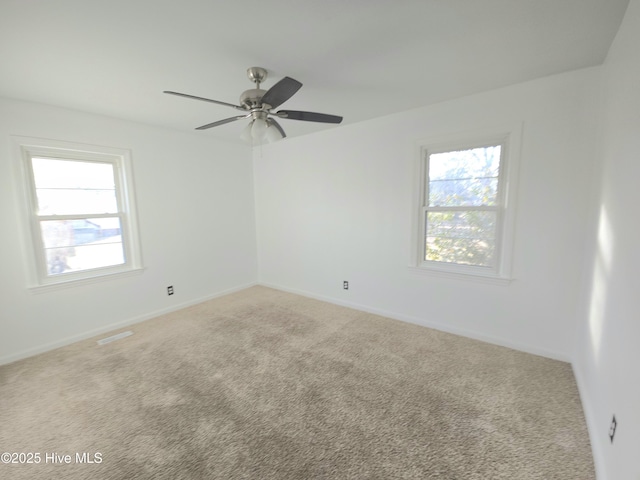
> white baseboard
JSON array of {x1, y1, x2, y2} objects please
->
[
  {"x1": 2, "y1": 278, "x2": 569, "y2": 365},
  {"x1": 572, "y1": 362, "x2": 606, "y2": 480},
  {"x1": 0, "y1": 281, "x2": 257, "y2": 366},
  {"x1": 258, "y1": 281, "x2": 571, "y2": 363}
]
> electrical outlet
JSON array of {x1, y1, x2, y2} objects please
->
[
  {"x1": 609, "y1": 415, "x2": 617, "y2": 444},
  {"x1": 167, "y1": 285, "x2": 174, "y2": 296},
  {"x1": 343, "y1": 281, "x2": 349, "y2": 290}
]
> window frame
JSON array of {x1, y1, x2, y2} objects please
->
[
  {"x1": 13, "y1": 137, "x2": 143, "y2": 291},
  {"x1": 410, "y1": 127, "x2": 521, "y2": 283}
]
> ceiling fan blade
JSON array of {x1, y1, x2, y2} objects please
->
[
  {"x1": 260, "y1": 77, "x2": 302, "y2": 109},
  {"x1": 164, "y1": 91, "x2": 245, "y2": 111},
  {"x1": 277, "y1": 110, "x2": 343, "y2": 124},
  {"x1": 196, "y1": 115, "x2": 249, "y2": 130},
  {"x1": 266, "y1": 118, "x2": 286, "y2": 138}
]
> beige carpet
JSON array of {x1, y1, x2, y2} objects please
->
[{"x1": 0, "y1": 286, "x2": 594, "y2": 479}]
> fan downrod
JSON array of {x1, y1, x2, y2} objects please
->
[{"x1": 240, "y1": 67, "x2": 269, "y2": 109}]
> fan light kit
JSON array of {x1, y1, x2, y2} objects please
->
[{"x1": 164, "y1": 67, "x2": 343, "y2": 144}]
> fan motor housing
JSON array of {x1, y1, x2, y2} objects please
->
[{"x1": 240, "y1": 88, "x2": 266, "y2": 109}]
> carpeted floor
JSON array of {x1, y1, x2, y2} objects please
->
[{"x1": 0, "y1": 286, "x2": 595, "y2": 479}]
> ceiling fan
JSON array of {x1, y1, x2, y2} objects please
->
[{"x1": 164, "y1": 67, "x2": 343, "y2": 143}]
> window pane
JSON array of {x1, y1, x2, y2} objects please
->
[
  {"x1": 35, "y1": 188, "x2": 118, "y2": 215},
  {"x1": 425, "y1": 210, "x2": 497, "y2": 267},
  {"x1": 429, "y1": 177, "x2": 499, "y2": 207},
  {"x1": 428, "y1": 145, "x2": 501, "y2": 207},
  {"x1": 32, "y1": 158, "x2": 115, "y2": 189},
  {"x1": 31, "y1": 157, "x2": 117, "y2": 215},
  {"x1": 40, "y1": 218, "x2": 124, "y2": 275}
]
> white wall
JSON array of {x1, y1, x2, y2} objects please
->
[
  {"x1": 574, "y1": 0, "x2": 640, "y2": 478},
  {"x1": 254, "y1": 67, "x2": 602, "y2": 361},
  {"x1": 0, "y1": 97, "x2": 257, "y2": 363}
]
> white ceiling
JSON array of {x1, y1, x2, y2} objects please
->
[{"x1": 0, "y1": 0, "x2": 630, "y2": 144}]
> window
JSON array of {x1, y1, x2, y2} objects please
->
[
  {"x1": 14, "y1": 137, "x2": 143, "y2": 289},
  {"x1": 412, "y1": 129, "x2": 519, "y2": 281}
]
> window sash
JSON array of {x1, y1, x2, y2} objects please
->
[
  {"x1": 420, "y1": 141, "x2": 507, "y2": 274},
  {"x1": 421, "y1": 206, "x2": 503, "y2": 269},
  {"x1": 34, "y1": 213, "x2": 130, "y2": 277},
  {"x1": 27, "y1": 157, "x2": 127, "y2": 276}
]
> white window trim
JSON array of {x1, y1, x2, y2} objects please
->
[
  {"x1": 409, "y1": 125, "x2": 522, "y2": 284},
  {"x1": 12, "y1": 136, "x2": 144, "y2": 292}
]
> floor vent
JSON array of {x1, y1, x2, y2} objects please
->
[{"x1": 97, "y1": 331, "x2": 133, "y2": 346}]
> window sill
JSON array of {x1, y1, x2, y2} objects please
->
[
  {"x1": 407, "y1": 265, "x2": 513, "y2": 286},
  {"x1": 28, "y1": 267, "x2": 145, "y2": 294}
]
